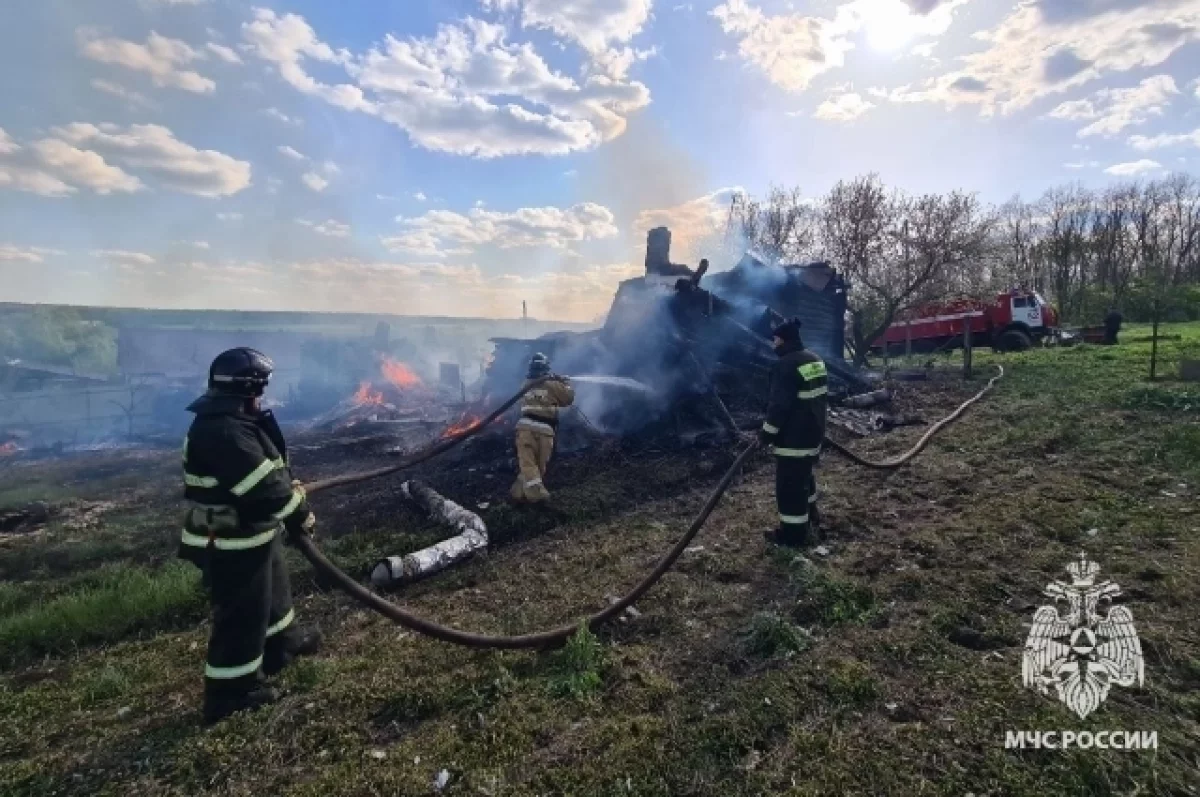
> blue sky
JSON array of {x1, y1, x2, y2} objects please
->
[{"x1": 3, "y1": 0, "x2": 1200, "y2": 321}]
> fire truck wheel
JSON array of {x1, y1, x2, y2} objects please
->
[{"x1": 999, "y1": 329, "x2": 1032, "y2": 353}]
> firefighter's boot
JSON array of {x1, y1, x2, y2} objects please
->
[
  {"x1": 203, "y1": 685, "x2": 280, "y2": 725},
  {"x1": 263, "y1": 627, "x2": 324, "y2": 677},
  {"x1": 763, "y1": 527, "x2": 813, "y2": 549}
]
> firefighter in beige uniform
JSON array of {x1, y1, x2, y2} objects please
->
[{"x1": 511, "y1": 353, "x2": 575, "y2": 503}]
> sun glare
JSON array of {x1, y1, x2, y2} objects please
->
[{"x1": 860, "y1": 0, "x2": 921, "y2": 52}]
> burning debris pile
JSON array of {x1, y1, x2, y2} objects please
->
[{"x1": 308, "y1": 357, "x2": 458, "y2": 434}]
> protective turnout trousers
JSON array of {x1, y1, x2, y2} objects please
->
[
  {"x1": 511, "y1": 426, "x2": 554, "y2": 502},
  {"x1": 774, "y1": 453, "x2": 820, "y2": 546},
  {"x1": 204, "y1": 533, "x2": 299, "y2": 697}
]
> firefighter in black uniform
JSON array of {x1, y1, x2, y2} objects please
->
[
  {"x1": 1103, "y1": 307, "x2": 1124, "y2": 345},
  {"x1": 180, "y1": 348, "x2": 322, "y2": 724},
  {"x1": 758, "y1": 318, "x2": 828, "y2": 547}
]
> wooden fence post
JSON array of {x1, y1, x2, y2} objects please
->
[
  {"x1": 1149, "y1": 298, "x2": 1161, "y2": 381},
  {"x1": 963, "y1": 318, "x2": 974, "y2": 380}
]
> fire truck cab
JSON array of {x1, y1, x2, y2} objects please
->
[{"x1": 875, "y1": 289, "x2": 1060, "y2": 355}]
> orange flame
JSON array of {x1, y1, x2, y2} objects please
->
[
  {"x1": 381, "y1": 358, "x2": 421, "y2": 389},
  {"x1": 353, "y1": 382, "x2": 384, "y2": 406},
  {"x1": 442, "y1": 414, "x2": 483, "y2": 438}
]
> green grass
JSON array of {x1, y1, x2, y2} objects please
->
[
  {"x1": 741, "y1": 611, "x2": 812, "y2": 659},
  {"x1": 2, "y1": 322, "x2": 1199, "y2": 796},
  {"x1": 545, "y1": 625, "x2": 606, "y2": 700},
  {"x1": 0, "y1": 562, "x2": 205, "y2": 663},
  {"x1": 789, "y1": 561, "x2": 880, "y2": 626}
]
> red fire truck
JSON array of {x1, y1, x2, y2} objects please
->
[{"x1": 873, "y1": 290, "x2": 1061, "y2": 355}]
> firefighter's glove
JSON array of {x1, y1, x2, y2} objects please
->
[{"x1": 285, "y1": 511, "x2": 316, "y2": 546}]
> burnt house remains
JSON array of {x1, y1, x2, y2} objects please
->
[{"x1": 483, "y1": 227, "x2": 856, "y2": 437}]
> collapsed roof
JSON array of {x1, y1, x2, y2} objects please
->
[{"x1": 483, "y1": 228, "x2": 858, "y2": 434}]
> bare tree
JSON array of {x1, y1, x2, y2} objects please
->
[
  {"x1": 1040, "y1": 185, "x2": 1092, "y2": 319},
  {"x1": 728, "y1": 185, "x2": 816, "y2": 264},
  {"x1": 726, "y1": 172, "x2": 1200, "y2": 338},
  {"x1": 1158, "y1": 173, "x2": 1200, "y2": 286},
  {"x1": 1090, "y1": 184, "x2": 1136, "y2": 303},
  {"x1": 109, "y1": 376, "x2": 153, "y2": 440},
  {"x1": 819, "y1": 175, "x2": 992, "y2": 363},
  {"x1": 996, "y1": 195, "x2": 1044, "y2": 292}
]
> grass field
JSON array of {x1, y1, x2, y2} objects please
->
[{"x1": 1, "y1": 324, "x2": 1198, "y2": 796}]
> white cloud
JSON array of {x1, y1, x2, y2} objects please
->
[
  {"x1": 1048, "y1": 75, "x2": 1178, "y2": 138},
  {"x1": 1104, "y1": 159, "x2": 1163, "y2": 176},
  {"x1": 0, "y1": 245, "x2": 63, "y2": 263},
  {"x1": 91, "y1": 249, "x2": 157, "y2": 267},
  {"x1": 144, "y1": 0, "x2": 210, "y2": 5},
  {"x1": 498, "y1": 1, "x2": 655, "y2": 77},
  {"x1": 301, "y1": 172, "x2": 328, "y2": 192},
  {"x1": 911, "y1": 41, "x2": 937, "y2": 59},
  {"x1": 815, "y1": 92, "x2": 875, "y2": 121},
  {"x1": 321, "y1": 160, "x2": 340, "y2": 176},
  {"x1": 264, "y1": 107, "x2": 301, "y2": 126},
  {"x1": 413, "y1": 191, "x2": 428, "y2": 202},
  {"x1": 91, "y1": 79, "x2": 153, "y2": 108},
  {"x1": 711, "y1": 0, "x2": 965, "y2": 94},
  {"x1": 633, "y1": 187, "x2": 741, "y2": 264},
  {"x1": 711, "y1": 0, "x2": 851, "y2": 93},
  {"x1": 0, "y1": 128, "x2": 18, "y2": 156},
  {"x1": 29, "y1": 139, "x2": 145, "y2": 195},
  {"x1": 79, "y1": 31, "x2": 216, "y2": 94},
  {"x1": 216, "y1": 212, "x2": 244, "y2": 220},
  {"x1": 241, "y1": 10, "x2": 372, "y2": 112},
  {"x1": 1064, "y1": 160, "x2": 1100, "y2": 169},
  {"x1": 515, "y1": 1, "x2": 652, "y2": 54},
  {"x1": 193, "y1": 240, "x2": 210, "y2": 249},
  {"x1": 278, "y1": 145, "x2": 307, "y2": 161},
  {"x1": 243, "y1": 10, "x2": 650, "y2": 158},
  {"x1": 589, "y1": 45, "x2": 658, "y2": 80},
  {"x1": 383, "y1": 202, "x2": 619, "y2": 257},
  {"x1": 1130, "y1": 128, "x2": 1200, "y2": 150},
  {"x1": 885, "y1": 2, "x2": 1200, "y2": 114},
  {"x1": 206, "y1": 42, "x2": 244, "y2": 65},
  {"x1": 0, "y1": 166, "x2": 76, "y2": 197},
  {"x1": 51, "y1": 123, "x2": 251, "y2": 197},
  {"x1": 297, "y1": 218, "x2": 351, "y2": 237}
]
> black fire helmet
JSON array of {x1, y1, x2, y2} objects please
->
[
  {"x1": 208, "y1": 347, "x2": 274, "y2": 397},
  {"x1": 528, "y1": 352, "x2": 551, "y2": 378},
  {"x1": 771, "y1": 317, "x2": 803, "y2": 344}
]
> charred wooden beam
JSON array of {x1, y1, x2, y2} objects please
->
[
  {"x1": 370, "y1": 480, "x2": 488, "y2": 588},
  {"x1": 687, "y1": 351, "x2": 738, "y2": 434}
]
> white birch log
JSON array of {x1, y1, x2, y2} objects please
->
[{"x1": 370, "y1": 480, "x2": 488, "y2": 587}]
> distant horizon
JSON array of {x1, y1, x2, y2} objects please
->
[{"x1": 0, "y1": 300, "x2": 600, "y2": 329}]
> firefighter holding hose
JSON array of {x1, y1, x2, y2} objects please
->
[
  {"x1": 511, "y1": 353, "x2": 575, "y2": 503},
  {"x1": 180, "y1": 348, "x2": 323, "y2": 724},
  {"x1": 759, "y1": 318, "x2": 828, "y2": 547}
]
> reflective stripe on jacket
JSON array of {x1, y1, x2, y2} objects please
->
[
  {"x1": 761, "y1": 343, "x2": 828, "y2": 455},
  {"x1": 180, "y1": 393, "x2": 310, "y2": 556},
  {"x1": 519, "y1": 378, "x2": 575, "y2": 430}
]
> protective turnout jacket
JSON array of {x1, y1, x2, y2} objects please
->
[
  {"x1": 180, "y1": 393, "x2": 311, "y2": 563},
  {"x1": 516, "y1": 377, "x2": 575, "y2": 435},
  {"x1": 761, "y1": 341, "x2": 828, "y2": 457}
]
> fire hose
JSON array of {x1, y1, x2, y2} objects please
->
[{"x1": 294, "y1": 365, "x2": 1005, "y2": 650}]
